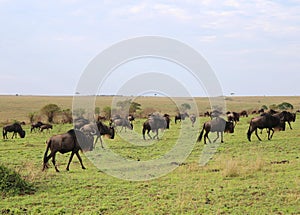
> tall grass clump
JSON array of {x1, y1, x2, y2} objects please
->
[{"x1": 0, "y1": 164, "x2": 35, "y2": 197}]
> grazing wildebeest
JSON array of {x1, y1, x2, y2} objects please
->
[
  {"x1": 268, "y1": 109, "x2": 278, "y2": 115},
  {"x1": 110, "y1": 117, "x2": 133, "y2": 132},
  {"x1": 227, "y1": 111, "x2": 240, "y2": 125},
  {"x1": 210, "y1": 110, "x2": 223, "y2": 118},
  {"x1": 240, "y1": 110, "x2": 248, "y2": 117},
  {"x1": 40, "y1": 124, "x2": 53, "y2": 132},
  {"x1": 74, "y1": 118, "x2": 90, "y2": 130},
  {"x1": 3, "y1": 123, "x2": 26, "y2": 139},
  {"x1": 143, "y1": 114, "x2": 170, "y2": 140},
  {"x1": 204, "y1": 111, "x2": 210, "y2": 117},
  {"x1": 42, "y1": 129, "x2": 94, "y2": 172},
  {"x1": 189, "y1": 114, "x2": 197, "y2": 127},
  {"x1": 247, "y1": 113, "x2": 286, "y2": 141},
  {"x1": 31, "y1": 121, "x2": 45, "y2": 132},
  {"x1": 258, "y1": 109, "x2": 265, "y2": 114},
  {"x1": 197, "y1": 117, "x2": 234, "y2": 144},
  {"x1": 95, "y1": 121, "x2": 115, "y2": 148},
  {"x1": 174, "y1": 112, "x2": 189, "y2": 124}
]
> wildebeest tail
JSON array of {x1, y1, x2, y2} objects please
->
[
  {"x1": 247, "y1": 124, "x2": 252, "y2": 142},
  {"x1": 197, "y1": 124, "x2": 205, "y2": 142},
  {"x1": 43, "y1": 139, "x2": 51, "y2": 164}
]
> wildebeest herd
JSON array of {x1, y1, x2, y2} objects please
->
[{"x1": 2, "y1": 109, "x2": 297, "y2": 172}]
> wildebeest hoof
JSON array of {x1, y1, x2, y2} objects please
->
[{"x1": 82, "y1": 167, "x2": 86, "y2": 170}]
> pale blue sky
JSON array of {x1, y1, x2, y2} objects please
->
[{"x1": 0, "y1": 0, "x2": 299, "y2": 96}]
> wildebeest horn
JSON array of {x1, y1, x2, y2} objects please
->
[{"x1": 90, "y1": 128, "x2": 97, "y2": 135}]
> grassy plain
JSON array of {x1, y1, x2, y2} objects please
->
[{"x1": 0, "y1": 95, "x2": 299, "y2": 214}]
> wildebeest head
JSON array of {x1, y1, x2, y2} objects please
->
[
  {"x1": 225, "y1": 121, "x2": 234, "y2": 133},
  {"x1": 19, "y1": 129, "x2": 26, "y2": 138}
]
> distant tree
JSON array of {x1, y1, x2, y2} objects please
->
[
  {"x1": 41, "y1": 104, "x2": 60, "y2": 123},
  {"x1": 277, "y1": 102, "x2": 293, "y2": 110},
  {"x1": 129, "y1": 101, "x2": 141, "y2": 114},
  {"x1": 116, "y1": 99, "x2": 131, "y2": 110},
  {"x1": 27, "y1": 112, "x2": 36, "y2": 123},
  {"x1": 180, "y1": 103, "x2": 191, "y2": 112},
  {"x1": 95, "y1": 107, "x2": 100, "y2": 117},
  {"x1": 261, "y1": 105, "x2": 268, "y2": 110},
  {"x1": 268, "y1": 104, "x2": 277, "y2": 110},
  {"x1": 61, "y1": 109, "x2": 72, "y2": 124},
  {"x1": 103, "y1": 106, "x2": 112, "y2": 119}
]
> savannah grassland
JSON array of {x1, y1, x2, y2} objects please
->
[{"x1": 0, "y1": 95, "x2": 300, "y2": 214}]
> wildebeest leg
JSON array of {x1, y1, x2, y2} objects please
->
[
  {"x1": 204, "y1": 130, "x2": 211, "y2": 144},
  {"x1": 287, "y1": 121, "x2": 292, "y2": 130},
  {"x1": 213, "y1": 132, "x2": 220, "y2": 143},
  {"x1": 147, "y1": 130, "x2": 152, "y2": 139},
  {"x1": 66, "y1": 151, "x2": 75, "y2": 171},
  {"x1": 52, "y1": 153, "x2": 60, "y2": 172},
  {"x1": 153, "y1": 129, "x2": 159, "y2": 139},
  {"x1": 268, "y1": 128, "x2": 275, "y2": 140},
  {"x1": 221, "y1": 132, "x2": 224, "y2": 143},
  {"x1": 75, "y1": 151, "x2": 86, "y2": 170},
  {"x1": 254, "y1": 129, "x2": 262, "y2": 141},
  {"x1": 95, "y1": 135, "x2": 104, "y2": 148}
]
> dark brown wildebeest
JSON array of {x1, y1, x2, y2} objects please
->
[
  {"x1": 203, "y1": 111, "x2": 210, "y2": 117},
  {"x1": 268, "y1": 109, "x2": 278, "y2": 115},
  {"x1": 3, "y1": 123, "x2": 26, "y2": 139},
  {"x1": 95, "y1": 121, "x2": 115, "y2": 148},
  {"x1": 40, "y1": 124, "x2": 53, "y2": 132},
  {"x1": 42, "y1": 129, "x2": 94, "y2": 172},
  {"x1": 240, "y1": 110, "x2": 248, "y2": 117},
  {"x1": 174, "y1": 112, "x2": 189, "y2": 124},
  {"x1": 143, "y1": 114, "x2": 170, "y2": 140},
  {"x1": 31, "y1": 121, "x2": 45, "y2": 132},
  {"x1": 273, "y1": 111, "x2": 296, "y2": 130},
  {"x1": 247, "y1": 113, "x2": 286, "y2": 141},
  {"x1": 258, "y1": 108, "x2": 265, "y2": 114},
  {"x1": 227, "y1": 111, "x2": 240, "y2": 125},
  {"x1": 127, "y1": 114, "x2": 135, "y2": 122},
  {"x1": 189, "y1": 114, "x2": 197, "y2": 127},
  {"x1": 197, "y1": 117, "x2": 234, "y2": 144}
]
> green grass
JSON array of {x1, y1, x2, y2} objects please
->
[{"x1": 0, "y1": 96, "x2": 299, "y2": 214}]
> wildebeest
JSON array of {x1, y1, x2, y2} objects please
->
[
  {"x1": 210, "y1": 110, "x2": 223, "y2": 118},
  {"x1": 74, "y1": 118, "x2": 90, "y2": 130},
  {"x1": 240, "y1": 110, "x2": 248, "y2": 117},
  {"x1": 127, "y1": 114, "x2": 135, "y2": 122},
  {"x1": 42, "y1": 129, "x2": 94, "y2": 172},
  {"x1": 79, "y1": 121, "x2": 115, "y2": 148},
  {"x1": 31, "y1": 121, "x2": 45, "y2": 132},
  {"x1": 227, "y1": 111, "x2": 240, "y2": 125},
  {"x1": 95, "y1": 121, "x2": 115, "y2": 148},
  {"x1": 40, "y1": 124, "x2": 53, "y2": 132},
  {"x1": 174, "y1": 112, "x2": 189, "y2": 124},
  {"x1": 247, "y1": 113, "x2": 286, "y2": 141},
  {"x1": 3, "y1": 123, "x2": 26, "y2": 139},
  {"x1": 197, "y1": 117, "x2": 234, "y2": 144},
  {"x1": 203, "y1": 111, "x2": 210, "y2": 117},
  {"x1": 273, "y1": 111, "x2": 296, "y2": 130},
  {"x1": 110, "y1": 117, "x2": 133, "y2": 132},
  {"x1": 189, "y1": 114, "x2": 197, "y2": 127},
  {"x1": 143, "y1": 114, "x2": 170, "y2": 140}
]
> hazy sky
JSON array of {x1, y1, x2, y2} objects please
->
[{"x1": 1, "y1": 0, "x2": 300, "y2": 96}]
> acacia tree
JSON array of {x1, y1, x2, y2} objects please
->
[{"x1": 41, "y1": 104, "x2": 60, "y2": 123}]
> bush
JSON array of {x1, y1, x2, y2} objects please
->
[{"x1": 0, "y1": 164, "x2": 35, "y2": 197}]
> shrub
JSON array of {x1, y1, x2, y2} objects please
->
[{"x1": 0, "y1": 164, "x2": 35, "y2": 197}]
